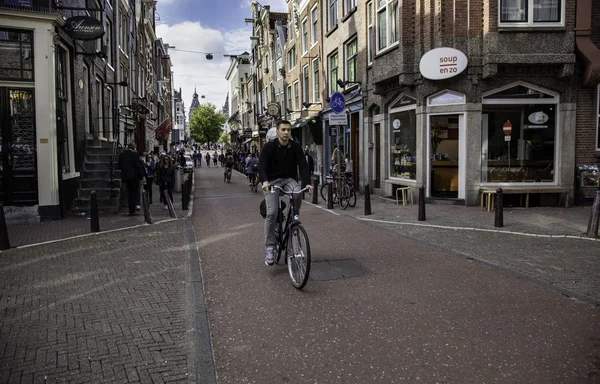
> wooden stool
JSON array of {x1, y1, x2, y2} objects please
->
[
  {"x1": 395, "y1": 187, "x2": 414, "y2": 206},
  {"x1": 480, "y1": 190, "x2": 496, "y2": 212}
]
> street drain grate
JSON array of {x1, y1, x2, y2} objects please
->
[{"x1": 310, "y1": 259, "x2": 369, "y2": 281}]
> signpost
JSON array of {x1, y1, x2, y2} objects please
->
[
  {"x1": 503, "y1": 120, "x2": 512, "y2": 168},
  {"x1": 330, "y1": 92, "x2": 346, "y2": 187}
]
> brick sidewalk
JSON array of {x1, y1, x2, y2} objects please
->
[
  {"x1": 0, "y1": 220, "x2": 200, "y2": 383},
  {"x1": 6, "y1": 175, "x2": 193, "y2": 248}
]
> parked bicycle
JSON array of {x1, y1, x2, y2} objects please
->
[
  {"x1": 272, "y1": 185, "x2": 311, "y2": 289},
  {"x1": 320, "y1": 172, "x2": 356, "y2": 210}
]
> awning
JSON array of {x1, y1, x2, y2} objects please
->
[
  {"x1": 154, "y1": 119, "x2": 171, "y2": 140},
  {"x1": 292, "y1": 113, "x2": 320, "y2": 129}
]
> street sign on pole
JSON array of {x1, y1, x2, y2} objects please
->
[
  {"x1": 329, "y1": 114, "x2": 348, "y2": 126},
  {"x1": 330, "y1": 92, "x2": 346, "y2": 114}
]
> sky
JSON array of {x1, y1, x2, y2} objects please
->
[{"x1": 156, "y1": 0, "x2": 287, "y2": 121}]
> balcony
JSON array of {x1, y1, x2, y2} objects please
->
[{"x1": 0, "y1": 0, "x2": 57, "y2": 14}]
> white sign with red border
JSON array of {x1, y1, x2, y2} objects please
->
[{"x1": 419, "y1": 48, "x2": 468, "y2": 80}]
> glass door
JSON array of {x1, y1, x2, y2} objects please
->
[
  {"x1": 0, "y1": 88, "x2": 37, "y2": 205},
  {"x1": 429, "y1": 114, "x2": 460, "y2": 198}
]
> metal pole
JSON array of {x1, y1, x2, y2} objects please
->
[
  {"x1": 312, "y1": 178, "x2": 319, "y2": 204},
  {"x1": 164, "y1": 189, "x2": 177, "y2": 218},
  {"x1": 142, "y1": 190, "x2": 152, "y2": 224},
  {"x1": 0, "y1": 204, "x2": 11, "y2": 250},
  {"x1": 586, "y1": 190, "x2": 600, "y2": 238},
  {"x1": 364, "y1": 183, "x2": 372, "y2": 216},
  {"x1": 90, "y1": 191, "x2": 100, "y2": 232},
  {"x1": 495, "y1": 188, "x2": 504, "y2": 228},
  {"x1": 418, "y1": 186, "x2": 426, "y2": 221},
  {"x1": 327, "y1": 182, "x2": 334, "y2": 209}
]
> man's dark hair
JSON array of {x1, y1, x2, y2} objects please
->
[
  {"x1": 127, "y1": 142, "x2": 136, "y2": 150},
  {"x1": 276, "y1": 120, "x2": 292, "y2": 129}
]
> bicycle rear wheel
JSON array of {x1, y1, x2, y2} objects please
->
[
  {"x1": 339, "y1": 184, "x2": 350, "y2": 210},
  {"x1": 348, "y1": 187, "x2": 356, "y2": 207},
  {"x1": 320, "y1": 183, "x2": 328, "y2": 202},
  {"x1": 286, "y1": 224, "x2": 311, "y2": 289}
]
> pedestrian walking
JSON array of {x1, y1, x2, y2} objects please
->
[
  {"x1": 196, "y1": 151, "x2": 202, "y2": 168},
  {"x1": 118, "y1": 142, "x2": 145, "y2": 216},
  {"x1": 157, "y1": 155, "x2": 175, "y2": 209},
  {"x1": 205, "y1": 152, "x2": 211, "y2": 167}
]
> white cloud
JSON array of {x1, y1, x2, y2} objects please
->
[
  {"x1": 238, "y1": 0, "x2": 287, "y2": 13},
  {"x1": 156, "y1": 21, "x2": 252, "y2": 121}
]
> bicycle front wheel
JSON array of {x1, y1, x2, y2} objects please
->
[
  {"x1": 339, "y1": 184, "x2": 350, "y2": 210},
  {"x1": 348, "y1": 187, "x2": 357, "y2": 207},
  {"x1": 286, "y1": 224, "x2": 311, "y2": 289},
  {"x1": 320, "y1": 183, "x2": 328, "y2": 202}
]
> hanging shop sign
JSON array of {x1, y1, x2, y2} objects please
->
[
  {"x1": 419, "y1": 48, "x2": 468, "y2": 80},
  {"x1": 393, "y1": 119, "x2": 401, "y2": 131},
  {"x1": 243, "y1": 129, "x2": 253, "y2": 139},
  {"x1": 528, "y1": 111, "x2": 549, "y2": 125},
  {"x1": 259, "y1": 127, "x2": 269, "y2": 137},
  {"x1": 63, "y1": 16, "x2": 105, "y2": 41}
]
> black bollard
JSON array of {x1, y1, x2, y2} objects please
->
[
  {"x1": 312, "y1": 178, "x2": 319, "y2": 204},
  {"x1": 495, "y1": 188, "x2": 504, "y2": 228},
  {"x1": 90, "y1": 190, "x2": 100, "y2": 232},
  {"x1": 142, "y1": 190, "x2": 152, "y2": 224},
  {"x1": 418, "y1": 186, "x2": 426, "y2": 221},
  {"x1": 182, "y1": 180, "x2": 188, "y2": 210},
  {"x1": 0, "y1": 204, "x2": 10, "y2": 250},
  {"x1": 327, "y1": 182, "x2": 334, "y2": 209},
  {"x1": 586, "y1": 190, "x2": 600, "y2": 238},
  {"x1": 364, "y1": 183, "x2": 372, "y2": 215}
]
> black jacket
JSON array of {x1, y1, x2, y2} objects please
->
[
  {"x1": 118, "y1": 149, "x2": 144, "y2": 182},
  {"x1": 157, "y1": 166, "x2": 175, "y2": 187},
  {"x1": 305, "y1": 153, "x2": 314, "y2": 173},
  {"x1": 258, "y1": 139, "x2": 310, "y2": 187}
]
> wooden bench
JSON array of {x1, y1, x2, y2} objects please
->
[{"x1": 480, "y1": 187, "x2": 570, "y2": 210}]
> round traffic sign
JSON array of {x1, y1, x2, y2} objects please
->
[
  {"x1": 330, "y1": 92, "x2": 346, "y2": 114},
  {"x1": 503, "y1": 120, "x2": 512, "y2": 136}
]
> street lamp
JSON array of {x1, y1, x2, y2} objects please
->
[
  {"x1": 302, "y1": 102, "x2": 322, "y2": 109},
  {"x1": 337, "y1": 79, "x2": 361, "y2": 88},
  {"x1": 106, "y1": 78, "x2": 129, "y2": 87}
]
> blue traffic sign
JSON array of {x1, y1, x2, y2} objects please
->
[{"x1": 330, "y1": 92, "x2": 346, "y2": 114}]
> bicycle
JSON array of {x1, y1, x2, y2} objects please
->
[
  {"x1": 224, "y1": 167, "x2": 232, "y2": 183},
  {"x1": 248, "y1": 173, "x2": 257, "y2": 192},
  {"x1": 272, "y1": 185, "x2": 311, "y2": 290},
  {"x1": 319, "y1": 172, "x2": 356, "y2": 209}
]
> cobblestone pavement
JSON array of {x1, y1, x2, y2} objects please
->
[
  {"x1": 0, "y1": 220, "x2": 199, "y2": 383},
  {"x1": 308, "y1": 191, "x2": 600, "y2": 305},
  {"x1": 6, "y1": 175, "x2": 192, "y2": 248}
]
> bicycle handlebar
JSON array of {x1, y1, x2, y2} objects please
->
[{"x1": 270, "y1": 185, "x2": 311, "y2": 195}]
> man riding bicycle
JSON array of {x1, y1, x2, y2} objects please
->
[
  {"x1": 258, "y1": 120, "x2": 313, "y2": 266},
  {"x1": 224, "y1": 151, "x2": 234, "y2": 178},
  {"x1": 245, "y1": 153, "x2": 258, "y2": 186}
]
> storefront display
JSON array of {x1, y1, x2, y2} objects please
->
[{"x1": 389, "y1": 98, "x2": 416, "y2": 180}]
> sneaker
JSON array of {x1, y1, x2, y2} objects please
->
[
  {"x1": 164, "y1": 205, "x2": 168, "y2": 210},
  {"x1": 135, "y1": 205, "x2": 141, "y2": 210},
  {"x1": 265, "y1": 247, "x2": 275, "y2": 266}
]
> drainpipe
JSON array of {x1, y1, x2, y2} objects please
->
[{"x1": 576, "y1": 0, "x2": 600, "y2": 87}]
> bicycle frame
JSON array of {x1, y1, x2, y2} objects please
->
[{"x1": 272, "y1": 186, "x2": 308, "y2": 253}]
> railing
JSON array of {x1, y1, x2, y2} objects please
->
[{"x1": 0, "y1": 0, "x2": 57, "y2": 14}]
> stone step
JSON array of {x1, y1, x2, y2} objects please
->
[
  {"x1": 83, "y1": 162, "x2": 117, "y2": 171},
  {"x1": 82, "y1": 169, "x2": 121, "y2": 179},
  {"x1": 426, "y1": 197, "x2": 466, "y2": 206},
  {"x1": 86, "y1": 146, "x2": 116, "y2": 155},
  {"x1": 85, "y1": 154, "x2": 115, "y2": 163},
  {"x1": 77, "y1": 188, "x2": 116, "y2": 199},
  {"x1": 80, "y1": 178, "x2": 121, "y2": 189}
]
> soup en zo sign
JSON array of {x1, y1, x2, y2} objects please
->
[{"x1": 419, "y1": 48, "x2": 468, "y2": 80}]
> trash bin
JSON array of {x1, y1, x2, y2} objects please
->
[
  {"x1": 575, "y1": 164, "x2": 600, "y2": 205},
  {"x1": 174, "y1": 166, "x2": 183, "y2": 192}
]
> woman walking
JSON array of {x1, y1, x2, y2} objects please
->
[{"x1": 157, "y1": 155, "x2": 175, "y2": 209}]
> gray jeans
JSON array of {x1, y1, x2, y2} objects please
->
[{"x1": 264, "y1": 178, "x2": 303, "y2": 248}]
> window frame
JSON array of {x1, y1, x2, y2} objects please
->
[
  {"x1": 287, "y1": 84, "x2": 293, "y2": 113},
  {"x1": 345, "y1": 38, "x2": 358, "y2": 83},
  {"x1": 328, "y1": 0, "x2": 338, "y2": 31},
  {"x1": 498, "y1": 0, "x2": 564, "y2": 27},
  {"x1": 376, "y1": 0, "x2": 399, "y2": 54},
  {"x1": 367, "y1": 1, "x2": 373, "y2": 64},
  {"x1": 56, "y1": 44, "x2": 76, "y2": 176},
  {"x1": 301, "y1": 17, "x2": 308, "y2": 54},
  {"x1": 0, "y1": 28, "x2": 35, "y2": 81},
  {"x1": 293, "y1": 81, "x2": 300, "y2": 111},
  {"x1": 95, "y1": 77, "x2": 105, "y2": 139},
  {"x1": 328, "y1": 51, "x2": 339, "y2": 96},
  {"x1": 596, "y1": 84, "x2": 600, "y2": 151},
  {"x1": 83, "y1": 64, "x2": 91, "y2": 135},
  {"x1": 302, "y1": 64, "x2": 310, "y2": 106},
  {"x1": 344, "y1": 0, "x2": 357, "y2": 15},
  {"x1": 105, "y1": 18, "x2": 113, "y2": 66},
  {"x1": 287, "y1": 46, "x2": 296, "y2": 69},
  {"x1": 312, "y1": 57, "x2": 320, "y2": 103},
  {"x1": 311, "y1": 5, "x2": 318, "y2": 46}
]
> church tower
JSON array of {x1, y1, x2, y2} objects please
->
[{"x1": 189, "y1": 87, "x2": 200, "y2": 119}]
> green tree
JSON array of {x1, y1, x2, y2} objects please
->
[
  {"x1": 219, "y1": 131, "x2": 231, "y2": 145},
  {"x1": 189, "y1": 103, "x2": 226, "y2": 144}
]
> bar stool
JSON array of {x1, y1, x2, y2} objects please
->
[
  {"x1": 480, "y1": 189, "x2": 496, "y2": 212},
  {"x1": 395, "y1": 187, "x2": 413, "y2": 206}
]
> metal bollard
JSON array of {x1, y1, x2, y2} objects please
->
[
  {"x1": 495, "y1": 188, "x2": 504, "y2": 228},
  {"x1": 142, "y1": 190, "x2": 152, "y2": 224},
  {"x1": 586, "y1": 190, "x2": 600, "y2": 238},
  {"x1": 312, "y1": 178, "x2": 319, "y2": 204},
  {"x1": 0, "y1": 204, "x2": 11, "y2": 250},
  {"x1": 364, "y1": 183, "x2": 372, "y2": 216},
  {"x1": 327, "y1": 182, "x2": 334, "y2": 209},
  {"x1": 418, "y1": 186, "x2": 426, "y2": 221},
  {"x1": 90, "y1": 190, "x2": 100, "y2": 233},
  {"x1": 182, "y1": 180, "x2": 188, "y2": 210},
  {"x1": 164, "y1": 190, "x2": 177, "y2": 218}
]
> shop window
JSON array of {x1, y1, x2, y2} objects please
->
[
  {"x1": 389, "y1": 94, "x2": 416, "y2": 180},
  {"x1": 482, "y1": 83, "x2": 558, "y2": 183},
  {"x1": 0, "y1": 29, "x2": 34, "y2": 81},
  {"x1": 428, "y1": 90, "x2": 465, "y2": 106},
  {"x1": 499, "y1": 0, "x2": 563, "y2": 26}
]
